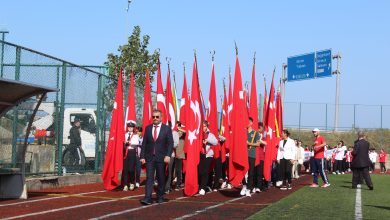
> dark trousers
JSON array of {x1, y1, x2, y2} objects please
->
[
  {"x1": 212, "y1": 157, "x2": 223, "y2": 189},
  {"x1": 135, "y1": 155, "x2": 141, "y2": 183},
  {"x1": 370, "y1": 162, "x2": 375, "y2": 172},
  {"x1": 165, "y1": 156, "x2": 175, "y2": 191},
  {"x1": 69, "y1": 145, "x2": 80, "y2": 165},
  {"x1": 271, "y1": 160, "x2": 279, "y2": 185},
  {"x1": 174, "y1": 158, "x2": 183, "y2": 186},
  {"x1": 279, "y1": 158, "x2": 292, "y2": 185},
  {"x1": 144, "y1": 158, "x2": 166, "y2": 201},
  {"x1": 198, "y1": 154, "x2": 212, "y2": 190},
  {"x1": 335, "y1": 160, "x2": 343, "y2": 172},
  {"x1": 123, "y1": 149, "x2": 136, "y2": 186},
  {"x1": 254, "y1": 160, "x2": 265, "y2": 189},
  {"x1": 380, "y1": 162, "x2": 387, "y2": 172},
  {"x1": 312, "y1": 158, "x2": 329, "y2": 184},
  {"x1": 221, "y1": 157, "x2": 229, "y2": 180},
  {"x1": 243, "y1": 157, "x2": 256, "y2": 190},
  {"x1": 352, "y1": 167, "x2": 373, "y2": 188}
]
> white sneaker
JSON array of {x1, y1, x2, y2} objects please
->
[
  {"x1": 255, "y1": 188, "x2": 261, "y2": 193},
  {"x1": 123, "y1": 185, "x2": 129, "y2": 191},
  {"x1": 240, "y1": 185, "x2": 247, "y2": 196},
  {"x1": 276, "y1": 181, "x2": 283, "y2": 187},
  {"x1": 221, "y1": 181, "x2": 227, "y2": 189},
  {"x1": 135, "y1": 182, "x2": 140, "y2": 188},
  {"x1": 227, "y1": 184, "x2": 232, "y2": 189},
  {"x1": 341, "y1": 172, "x2": 345, "y2": 174},
  {"x1": 252, "y1": 188, "x2": 256, "y2": 193},
  {"x1": 129, "y1": 184, "x2": 135, "y2": 191},
  {"x1": 199, "y1": 189, "x2": 206, "y2": 195},
  {"x1": 245, "y1": 190, "x2": 251, "y2": 197}
]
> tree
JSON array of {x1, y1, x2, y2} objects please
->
[{"x1": 104, "y1": 26, "x2": 159, "y2": 120}]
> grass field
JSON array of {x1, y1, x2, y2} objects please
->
[{"x1": 248, "y1": 174, "x2": 390, "y2": 220}]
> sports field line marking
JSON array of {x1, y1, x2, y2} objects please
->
[
  {"x1": 89, "y1": 196, "x2": 187, "y2": 220},
  {"x1": 0, "y1": 190, "x2": 106, "y2": 207},
  {"x1": 355, "y1": 187, "x2": 363, "y2": 220},
  {"x1": 0, "y1": 193, "x2": 147, "y2": 220},
  {"x1": 173, "y1": 195, "x2": 246, "y2": 220}
]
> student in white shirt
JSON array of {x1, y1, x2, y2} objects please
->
[
  {"x1": 334, "y1": 141, "x2": 347, "y2": 174},
  {"x1": 277, "y1": 129, "x2": 296, "y2": 190},
  {"x1": 123, "y1": 122, "x2": 140, "y2": 191},
  {"x1": 369, "y1": 149, "x2": 378, "y2": 173}
]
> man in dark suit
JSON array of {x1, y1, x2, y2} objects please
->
[
  {"x1": 140, "y1": 109, "x2": 174, "y2": 205},
  {"x1": 351, "y1": 131, "x2": 374, "y2": 190}
]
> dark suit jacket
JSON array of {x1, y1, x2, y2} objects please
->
[
  {"x1": 351, "y1": 138, "x2": 371, "y2": 168},
  {"x1": 140, "y1": 123, "x2": 173, "y2": 162}
]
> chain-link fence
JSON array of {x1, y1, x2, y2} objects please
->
[
  {"x1": 0, "y1": 40, "x2": 154, "y2": 177},
  {"x1": 283, "y1": 102, "x2": 390, "y2": 131}
]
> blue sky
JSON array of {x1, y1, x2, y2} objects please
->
[{"x1": 1, "y1": 0, "x2": 390, "y2": 128}]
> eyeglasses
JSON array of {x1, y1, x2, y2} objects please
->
[{"x1": 152, "y1": 116, "x2": 160, "y2": 119}]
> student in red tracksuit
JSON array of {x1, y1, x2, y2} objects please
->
[
  {"x1": 379, "y1": 148, "x2": 387, "y2": 173},
  {"x1": 310, "y1": 128, "x2": 330, "y2": 188}
]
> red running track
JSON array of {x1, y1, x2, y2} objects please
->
[{"x1": 0, "y1": 175, "x2": 312, "y2": 220}]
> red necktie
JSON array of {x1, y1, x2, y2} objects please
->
[{"x1": 153, "y1": 125, "x2": 159, "y2": 141}]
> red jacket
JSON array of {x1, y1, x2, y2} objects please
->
[{"x1": 379, "y1": 151, "x2": 387, "y2": 163}]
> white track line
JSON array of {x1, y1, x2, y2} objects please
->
[
  {"x1": 0, "y1": 193, "x2": 145, "y2": 220},
  {"x1": 90, "y1": 196, "x2": 187, "y2": 220},
  {"x1": 0, "y1": 190, "x2": 106, "y2": 207},
  {"x1": 173, "y1": 196, "x2": 245, "y2": 220},
  {"x1": 355, "y1": 187, "x2": 363, "y2": 220}
]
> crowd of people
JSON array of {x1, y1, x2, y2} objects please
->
[{"x1": 119, "y1": 110, "x2": 387, "y2": 204}]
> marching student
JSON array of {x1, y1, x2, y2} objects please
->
[
  {"x1": 174, "y1": 121, "x2": 186, "y2": 190},
  {"x1": 277, "y1": 129, "x2": 296, "y2": 190},
  {"x1": 379, "y1": 148, "x2": 387, "y2": 173},
  {"x1": 240, "y1": 117, "x2": 261, "y2": 197},
  {"x1": 369, "y1": 149, "x2": 378, "y2": 173},
  {"x1": 310, "y1": 128, "x2": 330, "y2": 188},
  {"x1": 334, "y1": 141, "x2": 347, "y2": 174},
  {"x1": 253, "y1": 122, "x2": 267, "y2": 192},
  {"x1": 198, "y1": 120, "x2": 218, "y2": 195},
  {"x1": 123, "y1": 122, "x2": 140, "y2": 191},
  {"x1": 135, "y1": 126, "x2": 143, "y2": 188}
]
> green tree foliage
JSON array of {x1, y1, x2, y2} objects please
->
[{"x1": 104, "y1": 26, "x2": 159, "y2": 115}]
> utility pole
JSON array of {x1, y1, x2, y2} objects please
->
[
  {"x1": 0, "y1": 29, "x2": 9, "y2": 77},
  {"x1": 333, "y1": 53, "x2": 342, "y2": 131}
]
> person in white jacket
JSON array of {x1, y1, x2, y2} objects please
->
[
  {"x1": 292, "y1": 139, "x2": 305, "y2": 179},
  {"x1": 277, "y1": 129, "x2": 296, "y2": 190}
]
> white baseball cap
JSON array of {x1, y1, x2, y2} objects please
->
[{"x1": 312, "y1": 128, "x2": 320, "y2": 132}]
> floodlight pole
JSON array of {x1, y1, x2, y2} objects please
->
[
  {"x1": 333, "y1": 53, "x2": 342, "y2": 131},
  {"x1": 0, "y1": 30, "x2": 9, "y2": 77}
]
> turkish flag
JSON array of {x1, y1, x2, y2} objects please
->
[
  {"x1": 125, "y1": 71, "x2": 137, "y2": 128},
  {"x1": 276, "y1": 85, "x2": 283, "y2": 138},
  {"x1": 220, "y1": 85, "x2": 230, "y2": 163},
  {"x1": 180, "y1": 71, "x2": 189, "y2": 128},
  {"x1": 228, "y1": 55, "x2": 249, "y2": 187},
  {"x1": 207, "y1": 63, "x2": 220, "y2": 158},
  {"x1": 263, "y1": 71, "x2": 277, "y2": 181},
  {"x1": 156, "y1": 60, "x2": 167, "y2": 124},
  {"x1": 141, "y1": 68, "x2": 152, "y2": 134},
  {"x1": 102, "y1": 67, "x2": 125, "y2": 190},
  {"x1": 262, "y1": 77, "x2": 268, "y2": 127},
  {"x1": 249, "y1": 63, "x2": 261, "y2": 166},
  {"x1": 184, "y1": 57, "x2": 202, "y2": 196},
  {"x1": 165, "y1": 67, "x2": 177, "y2": 130}
]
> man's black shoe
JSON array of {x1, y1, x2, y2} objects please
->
[
  {"x1": 140, "y1": 199, "x2": 152, "y2": 205},
  {"x1": 157, "y1": 198, "x2": 169, "y2": 204},
  {"x1": 351, "y1": 186, "x2": 357, "y2": 189},
  {"x1": 368, "y1": 186, "x2": 374, "y2": 190}
]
